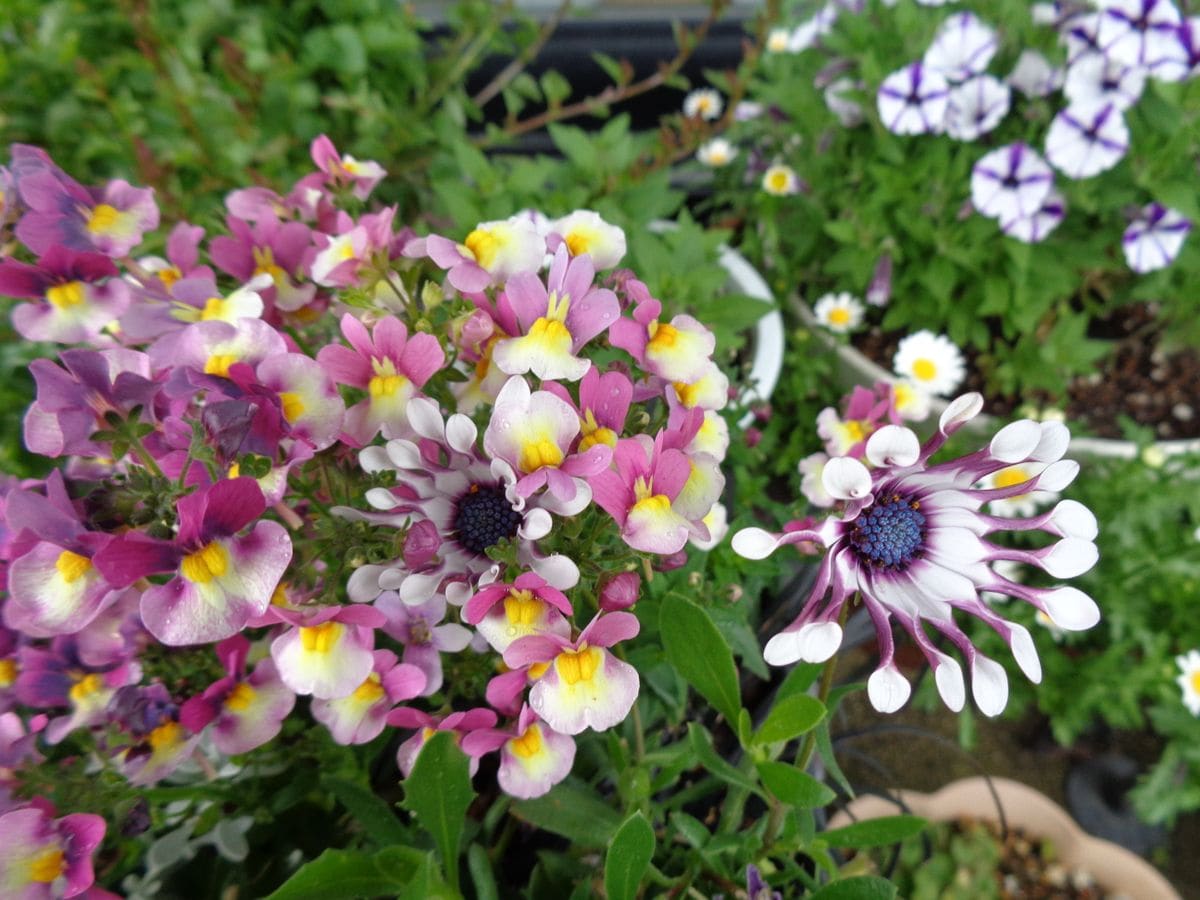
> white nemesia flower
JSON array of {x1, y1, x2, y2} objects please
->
[
  {"x1": 762, "y1": 164, "x2": 800, "y2": 196},
  {"x1": 877, "y1": 63, "x2": 950, "y2": 135},
  {"x1": 944, "y1": 75, "x2": 1011, "y2": 141},
  {"x1": 1008, "y1": 50, "x2": 1064, "y2": 98},
  {"x1": 683, "y1": 88, "x2": 724, "y2": 121},
  {"x1": 1122, "y1": 203, "x2": 1192, "y2": 273},
  {"x1": 1045, "y1": 101, "x2": 1129, "y2": 178},
  {"x1": 551, "y1": 210, "x2": 627, "y2": 270},
  {"x1": 696, "y1": 138, "x2": 737, "y2": 167},
  {"x1": 971, "y1": 143, "x2": 1054, "y2": 222},
  {"x1": 893, "y1": 330, "x2": 966, "y2": 397},
  {"x1": 813, "y1": 292, "x2": 865, "y2": 334},
  {"x1": 1064, "y1": 54, "x2": 1146, "y2": 111},
  {"x1": 924, "y1": 12, "x2": 999, "y2": 82},
  {"x1": 1175, "y1": 649, "x2": 1200, "y2": 715}
]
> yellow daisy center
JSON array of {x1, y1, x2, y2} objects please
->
[
  {"x1": 828, "y1": 307, "x2": 851, "y2": 327},
  {"x1": 912, "y1": 358, "x2": 937, "y2": 382}
]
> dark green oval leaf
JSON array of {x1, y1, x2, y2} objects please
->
[
  {"x1": 756, "y1": 761, "x2": 836, "y2": 809},
  {"x1": 822, "y1": 815, "x2": 925, "y2": 849},
  {"x1": 511, "y1": 778, "x2": 623, "y2": 845},
  {"x1": 403, "y1": 731, "x2": 474, "y2": 892},
  {"x1": 753, "y1": 693, "x2": 826, "y2": 745},
  {"x1": 263, "y1": 846, "x2": 428, "y2": 900},
  {"x1": 604, "y1": 812, "x2": 655, "y2": 900}
]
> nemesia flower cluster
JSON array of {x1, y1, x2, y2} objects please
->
[
  {"x1": 767, "y1": 0, "x2": 1195, "y2": 265},
  {"x1": 736, "y1": 390, "x2": 1100, "y2": 717},
  {"x1": 0, "y1": 137, "x2": 735, "y2": 887}
]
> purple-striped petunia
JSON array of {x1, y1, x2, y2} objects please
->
[
  {"x1": 876, "y1": 63, "x2": 950, "y2": 135},
  {"x1": 1122, "y1": 203, "x2": 1192, "y2": 272}
]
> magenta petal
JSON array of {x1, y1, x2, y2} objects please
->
[
  {"x1": 386, "y1": 706, "x2": 434, "y2": 729},
  {"x1": 398, "y1": 332, "x2": 445, "y2": 388},
  {"x1": 487, "y1": 668, "x2": 529, "y2": 715},
  {"x1": 448, "y1": 263, "x2": 492, "y2": 293},
  {"x1": 589, "y1": 470, "x2": 631, "y2": 524},
  {"x1": 179, "y1": 693, "x2": 220, "y2": 732},
  {"x1": 580, "y1": 611, "x2": 641, "y2": 647},
  {"x1": 461, "y1": 728, "x2": 509, "y2": 757},
  {"x1": 92, "y1": 532, "x2": 181, "y2": 586},
  {"x1": 198, "y1": 477, "x2": 267, "y2": 542},
  {"x1": 60, "y1": 811, "x2": 106, "y2": 896},
  {"x1": 383, "y1": 662, "x2": 427, "y2": 701},
  {"x1": 503, "y1": 634, "x2": 563, "y2": 669},
  {"x1": 0, "y1": 257, "x2": 47, "y2": 297}
]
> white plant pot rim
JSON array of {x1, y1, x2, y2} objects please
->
[
  {"x1": 792, "y1": 296, "x2": 1200, "y2": 460},
  {"x1": 828, "y1": 776, "x2": 1180, "y2": 900}
]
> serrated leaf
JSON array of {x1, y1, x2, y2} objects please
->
[
  {"x1": 322, "y1": 775, "x2": 407, "y2": 846},
  {"x1": 753, "y1": 693, "x2": 826, "y2": 745},
  {"x1": 821, "y1": 815, "x2": 925, "y2": 849},
  {"x1": 263, "y1": 846, "x2": 426, "y2": 900},
  {"x1": 756, "y1": 761, "x2": 836, "y2": 809},
  {"x1": 403, "y1": 731, "x2": 474, "y2": 891},
  {"x1": 808, "y1": 876, "x2": 898, "y2": 900},
  {"x1": 660, "y1": 593, "x2": 742, "y2": 729},
  {"x1": 604, "y1": 812, "x2": 655, "y2": 900},
  {"x1": 511, "y1": 779, "x2": 623, "y2": 845},
  {"x1": 686, "y1": 723, "x2": 764, "y2": 798}
]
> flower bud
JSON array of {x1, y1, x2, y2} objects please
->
[{"x1": 599, "y1": 572, "x2": 640, "y2": 611}]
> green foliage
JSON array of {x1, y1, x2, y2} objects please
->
[
  {"x1": 604, "y1": 812, "x2": 656, "y2": 900},
  {"x1": 404, "y1": 732, "x2": 475, "y2": 892},
  {"x1": 660, "y1": 592, "x2": 743, "y2": 728},
  {"x1": 263, "y1": 846, "x2": 444, "y2": 900}
]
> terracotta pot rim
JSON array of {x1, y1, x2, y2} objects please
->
[
  {"x1": 827, "y1": 775, "x2": 1181, "y2": 900},
  {"x1": 792, "y1": 295, "x2": 1200, "y2": 460}
]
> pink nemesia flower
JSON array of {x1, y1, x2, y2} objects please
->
[
  {"x1": 316, "y1": 313, "x2": 445, "y2": 446},
  {"x1": 591, "y1": 435, "x2": 696, "y2": 554},
  {"x1": 178, "y1": 635, "x2": 295, "y2": 755},
  {"x1": 93, "y1": 478, "x2": 292, "y2": 646},
  {"x1": 461, "y1": 704, "x2": 576, "y2": 799},
  {"x1": 609, "y1": 295, "x2": 716, "y2": 384},
  {"x1": 463, "y1": 571, "x2": 573, "y2": 654},
  {"x1": 310, "y1": 134, "x2": 387, "y2": 200},
  {"x1": 0, "y1": 245, "x2": 129, "y2": 344},
  {"x1": 388, "y1": 707, "x2": 498, "y2": 777},
  {"x1": 208, "y1": 213, "x2": 316, "y2": 313},
  {"x1": 15, "y1": 168, "x2": 158, "y2": 258},
  {"x1": 544, "y1": 366, "x2": 633, "y2": 454},
  {"x1": 492, "y1": 244, "x2": 620, "y2": 382},
  {"x1": 0, "y1": 803, "x2": 105, "y2": 899},
  {"x1": 310, "y1": 649, "x2": 426, "y2": 745},
  {"x1": 269, "y1": 603, "x2": 385, "y2": 700},
  {"x1": 111, "y1": 683, "x2": 200, "y2": 786},
  {"x1": 412, "y1": 216, "x2": 546, "y2": 293}
]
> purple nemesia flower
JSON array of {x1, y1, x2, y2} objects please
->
[
  {"x1": 376, "y1": 592, "x2": 473, "y2": 695},
  {"x1": 944, "y1": 75, "x2": 1012, "y2": 141},
  {"x1": 1045, "y1": 101, "x2": 1130, "y2": 178},
  {"x1": 1002, "y1": 189, "x2": 1067, "y2": 244},
  {"x1": 876, "y1": 63, "x2": 950, "y2": 135},
  {"x1": 970, "y1": 143, "x2": 1055, "y2": 222},
  {"x1": 1064, "y1": 54, "x2": 1146, "y2": 110},
  {"x1": 1008, "y1": 50, "x2": 1065, "y2": 97},
  {"x1": 733, "y1": 396, "x2": 1101, "y2": 716},
  {"x1": 924, "y1": 13, "x2": 999, "y2": 82},
  {"x1": 0, "y1": 803, "x2": 106, "y2": 899},
  {"x1": 209, "y1": 213, "x2": 316, "y2": 314},
  {"x1": 0, "y1": 245, "x2": 130, "y2": 344},
  {"x1": 111, "y1": 683, "x2": 199, "y2": 786},
  {"x1": 1097, "y1": 0, "x2": 1185, "y2": 69},
  {"x1": 1122, "y1": 203, "x2": 1192, "y2": 272},
  {"x1": 93, "y1": 478, "x2": 292, "y2": 646},
  {"x1": 15, "y1": 168, "x2": 158, "y2": 258}
]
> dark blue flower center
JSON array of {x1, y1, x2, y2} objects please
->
[
  {"x1": 454, "y1": 484, "x2": 522, "y2": 555},
  {"x1": 849, "y1": 494, "x2": 926, "y2": 569}
]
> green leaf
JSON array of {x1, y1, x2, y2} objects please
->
[
  {"x1": 808, "y1": 875, "x2": 898, "y2": 900},
  {"x1": 511, "y1": 778, "x2": 623, "y2": 845},
  {"x1": 467, "y1": 843, "x2": 498, "y2": 900},
  {"x1": 604, "y1": 812, "x2": 655, "y2": 900},
  {"x1": 686, "y1": 723, "x2": 764, "y2": 798},
  {"x1": 756, "y1": 761, "x2": 836, "y2": 809},
  {"x1": 321, "y1": 775, "x2": 407, "y2": 846},
  {"x1": 547, "y1": 123, "x2": 596, "y2": 170},
  {"x1": 822, "y1": 815, "x2": 925, "y2": 849},
  {"x1": 753, "y1": 693, "x2": 826, "y2": 745},
  {"x1": 669, "y1": 811, "x2": 709, "y2": 848},
  {"x1": 403, "y1": 731, "x2": 474, "y2": 892},
  {"x1": 263, "y1": 846, "x2": 428, "y2": 900},
  {"x1": 660, "y1": 593, "x2": 742, "y2": 729}
]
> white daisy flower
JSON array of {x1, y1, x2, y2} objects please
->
[
  {"x1": 696, "y1": 138, "x2": 737, "y2": 167},
  {"x1": 1175, "y1": 649, "x2": 1200, "y2": 715},
  {"x1": 893, "y1": 330, "x2": 966, "y2": 397},
  {"x1": 944, "y1": 75, "x2": 1011, "y2": 141},
  {"x1": 766, "y1": 27, "x2": 791, "y2": 53},
  {"x1": 812, "y1": 292, "x2": 865, "y2": 333},
  {"x1": 762, "y1": 164, "x2": 800, "y2": 196},
  {"x1": 891, "y1": 379, "x2": 932, "y2": 422},
  {"x1": 683, "y1": 88, "x2": 724, "y2": 121}
]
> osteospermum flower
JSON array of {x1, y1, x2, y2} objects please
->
[
  {"x1": 761, "y1": 164, "x2": 800, "y2": 196},
  {"x1": 683, "y1": 88, "x2": 723, "y2": 121},
  {"x1": 1176, "y1": 649, "x2": 1200, "y2": 715},
  {"x1": 978, "y1": 463, "x2": 1058, "y2": 518},
  {"x1": 893, "y1": 330, "x2": 966, "y2": 397},
  {"x1": 876, "y1": 63, "x2": 950, "y2": 135},
  {"x1": 697, "y1": 138, "x2": 737, "y2": 167},
  {"x1": 1122, "y1": 203, "x2": 1192, "y2": 273},
  {"x1": 733, "y1": 397, "x2": 1101, "y2": 716},
  {"x1": 813, "y1": 292, "x2": 865, "y2": 333},
  {"x1": 970, "y1": 143, "x2": 1054, "y2": 223},
  {"x1": 923, "y1": 12, "x2": 999, "y2": 82},
  {"x1": 1045, "y1": 101, "x2": 1129, "y2": 179}
]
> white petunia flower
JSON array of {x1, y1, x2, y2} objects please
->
[
  {"x1": 683, "y1": 88, "x2": 724, "y2": 121},
  {"x1": 971, "y1": 143, "x2": 1055, "y2": 222},
  {"x1": 812, "y1": 292, "x2": 865, "y2": 333},
  {"x1": 788, "y1": 5, "x2": 839, "y2": 53},
  {"x1": 924, "y1": 12, "x2": 999, "y2": 82},
  {"x1": 944, "y1": 75, "x2": 1012, "y2": 141},
  {"x1": 893, "y1": 330, "x2": 966, "y2": 397},
  {"x1": 1175, "y1": 649, "x2": 1200, "y2": 715},
  {"x1": 696, "y1": 138, "x2": 737, "y2": 167},
  {"x1": 1152, "y1": 17, "x2": 1199, "y2": 82},
  {"x1": 1122, "y1": 203, "x2": 1192, "y2": 273},
  {"x1": 1064, "y1": 54, "x2": 1146, "y2": 111},
  {"x1": 1001, "y1": 189, "x2": 1066, "y2": 244},
  {"x1": 1045, "y1": 101, "x2": 1129, "y2": 178},
  {"x1": 1008, "y1": 50, "x2": 1064, "y2": 98},
  {"x1": 762, "y1": 164, "x2": 800, "y2": 196},
  {"x1": 877, "y1": 63, "x2": 950, "y2": 135},
  {"x1": 825, "y1": 78, "x2": 865, "y2": 127},
  {"x1": 1097, "y1": 0, "x2": 1185, "y2": 70}
]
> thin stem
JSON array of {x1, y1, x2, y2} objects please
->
[
  {"x1": 630, "y1": 696, "x2": 647, "y2": 763},
  {"x1": 127, "y1": 433, "x2": 165, "y2": 480},
  {"x1": 472, "y1": 1, "x2": 571, "y2": 108},
  {"x1": 795, "y1": 601, "x2": 851, "y2": 773}
]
